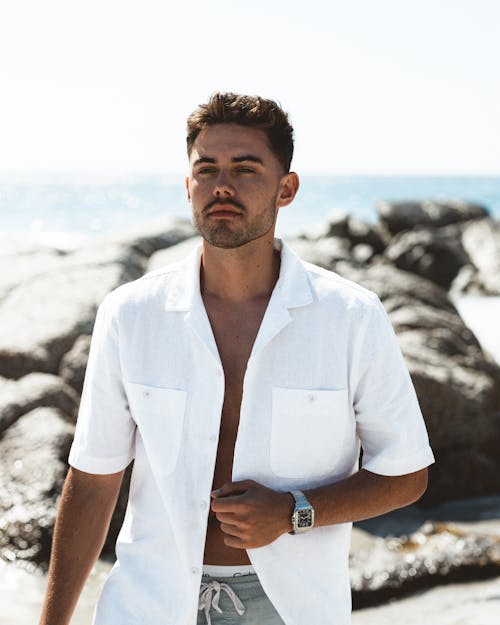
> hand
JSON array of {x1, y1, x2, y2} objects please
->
[{"x1": 210, "y1": 480, "x2": 295, "y2": 549}]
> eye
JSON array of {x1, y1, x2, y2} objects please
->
[
  {"x1": 236, "y1": 167, "x2": 256, "y2": 174},
  {"x1": 197, "y1": 167, "x2": 217, "y2": 175}
]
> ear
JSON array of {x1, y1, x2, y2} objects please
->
[
  {"x1": 185, "y1": 176, "x2": 191, "y2": 202},
  {"x1": 277, "y1": 172, "x2": 299, "y2": 208}
]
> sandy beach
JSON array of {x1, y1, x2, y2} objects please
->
[{"x1": 0, "y1": 559, "x2": 111, "y2": 625}]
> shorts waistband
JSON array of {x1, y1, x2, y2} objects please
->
[{"x1": 202, "y1": 564, "x2": 256, "y2": 577}]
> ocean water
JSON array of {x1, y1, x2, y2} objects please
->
[{"x1": 0, "y1": 175, "x2": 499, "y2": 247}]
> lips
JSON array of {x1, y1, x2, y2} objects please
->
[{"x1": 206, "y1": 203, "x2": 242, "y2": 216}]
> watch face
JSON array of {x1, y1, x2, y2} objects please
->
[{"x1": 297, "y1": 509, "x2": 313, "y2": 527}]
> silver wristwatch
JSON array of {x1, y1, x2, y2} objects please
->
[{"x1": 288, "y1": 490, "x2": 315, "y2": 534}]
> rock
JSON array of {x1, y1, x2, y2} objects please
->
[
  {"x1": 314, "y1": 211, "x2": 386, "y2": 254},
  {"x1": 0, "y1": 408, "x2": 75, "y2": 569},
  {"x1": 147, "y1": 236, "x2": 202, "y2": 272},
  {"x1": 449, "y1": 264, "x2": 485, "y2": 296},
  {"x1": 427, "y1": 449, "x2": 500, "y2": 503},
  {"x1": 350, "y1": 521, "x2": 500, "y2": 608},
  {"x1": 285, "y1": 236, "x2": 353, "y2": 269},
  {"x1": 351, "y1": 576, "x2": 500, "y2": 623},
  {"x1": 461, "y1": 218, "x2": 500, "y2": 294},
  {"x1": 334, "y1": 261, "x2": 456, "y2": 313},
  {"x1": 351, "y1": 495, "x2": 500, "y2": 609},
  {"x1": 345, "y1": 216, "x2": 386, "y2": 253},
  {"x1": 0, "y1": 245, "x2": 67, "y2": 304},
  {"x1": 352, "y1": 244, "x2": 375, "y2": 264},
  {"x1": 59, "y1": 335, "x2": 91, "y2": 394},
  {"x1": 0, "y1": 373, "x2": 79, "y2": 434},
  {"x1": 0, "y1": 263, "x2": 139, "y2": 379},
  {"x1": 351, "y1": 493, "x2": 500, "y2": 608},
  {"x1": 323, "y1": 211, "x2": 350, "y2": 239},
  {"x1": 103, "y1": 216, "x2": 196, "y2": 258},
  {"x1": 0, "y1": 239, "x2": 147, "y2": 380},
  {"x1": 0, "y1": 406, "x2": 132, "y2": 570},
  {"x1": 0, "y1": 220, "x2": 197, "y2": 380},
  {"x1": 384, "y1": 229, "x2": 468, "y2": 289},
  {"x1": 377, "y1": 199, "x2": 488, "y2": 235},
  {"x1": 357, "y1": 493, "x2": 500, "y2": 537}
]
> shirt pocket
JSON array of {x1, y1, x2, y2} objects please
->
[
  {"x1": 270, "y1": 387, "x2": 349, "y2": 479},
  {"x1": 125, "y1": 382, "x2": 187, "y2": 476}
]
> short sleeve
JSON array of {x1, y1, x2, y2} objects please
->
[
  {"x1": 352, "y1": 296, "x2": 435, "y2": 476},
  {"x1": 68, "y1": 292, "x2": 136, "y2": 474}
]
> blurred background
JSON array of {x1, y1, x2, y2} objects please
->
[
  {"x1": 1, "y1": 0, "x2": 499, "y2": 241},
  {"x1": 1, "y1": 1, "x2": 499, "y2": 623}
]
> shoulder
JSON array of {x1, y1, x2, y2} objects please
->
[
  {"x1": 301, "y1": 258, "x2": 382, "y2": 315},
  {"x1": 100, "y1": 255, "x2": 191, "y2": 318},
  {"x1": 297, "y1": 259, "x2": 397, "y2": 350}
]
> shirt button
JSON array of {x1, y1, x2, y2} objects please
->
[
  {"x1": 200, "y1": 501, "x2": 208, "y2": 509},
  {"x1": 209, "y1": 434, "x2": 217, "y2": 442},
  {"x1": 308, "y1": 393, "x2": 315, "y2": 402},
  {"x1": 191, "y1": 566, "x2": 199, "y2": 575},
  {"x1": 143, "y1": 390, "x2": 151, "y2": 398},
  {"x1": 216, "y1": 369, "x2": 223, "y2": 378}
]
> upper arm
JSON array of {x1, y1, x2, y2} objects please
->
[{"x1": 64, "y1": 466, "x2": 126, "y2": 511}]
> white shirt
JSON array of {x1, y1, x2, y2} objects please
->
[{"x1": 69, "y1": 239, "x2": 434, "y2": 625}]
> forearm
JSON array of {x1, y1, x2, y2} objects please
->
[
  {"x1": 303, "y1": 467, "x2": 428, "y2": 528},
  {"x1": 39, "y1": 467, "x2": 123, "y2": 625}
]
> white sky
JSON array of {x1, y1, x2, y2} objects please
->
[{"x1": 1, "y1": 0, "x2": 499, "y2": 176}]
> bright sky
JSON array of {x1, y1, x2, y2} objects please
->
[{"x1": 1, "y1": 0, "x2": 499, "y2": 176}]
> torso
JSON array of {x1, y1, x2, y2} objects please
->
[{"x1": 202, "y1": 295, "x2": 270, "y2": 565}]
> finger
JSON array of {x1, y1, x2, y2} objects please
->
[
  {"x1": 223, "y1": 535, "x2": 247, "y2": 549},
  {"x1": 211, "y1": 479, "x2": 257, "y2": 498},
  {"x1": 219, "y1": 522, "x2": 242, "y2": 537},
  {"x1": 214, "y1": 512, "x2": 240, "y2": 523},
  {"x1": 211, "y1": 495, "x2": 245, "y2": 512}
]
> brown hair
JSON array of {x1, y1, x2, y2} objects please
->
[{"x1": 186, "y1": 92, "x2": 294, "y2": 173}]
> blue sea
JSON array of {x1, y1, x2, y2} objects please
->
[{"x1": 1, "y1": 175, "x2": 499, "y2": 248}]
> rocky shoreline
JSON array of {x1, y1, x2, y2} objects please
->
[{"x1": 2, "y1": 199, "x2": 500, "y2": 616}]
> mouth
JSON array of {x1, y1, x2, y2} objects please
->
[{"x1": 206, "y1": 203, "x2": 243, "y2": 218}]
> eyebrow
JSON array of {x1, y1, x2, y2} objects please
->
[
  {"x1": 192, "y1": 155, "x2": 264, "y2": 167},
  {"x1": 232, "y1": 155, "x2": 264, "y2": 165},
  {"x1": 193, "y1": 157, "x2": 216, "y2": 166}
]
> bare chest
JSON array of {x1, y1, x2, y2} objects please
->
[
  {"x1": 203, "y1": 299, "x2": 268, "y2": 459},
  {"x1": 208, "y1": 307, "x2": 264, "y2": 414},
  {"x1": 201, "y1": 296, "x2": 271, "y2": 564}
]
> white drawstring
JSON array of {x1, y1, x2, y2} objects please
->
[{"x1": 198, "y1": 579, "x2": 246, "y2": 625}]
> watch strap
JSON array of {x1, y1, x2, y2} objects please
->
[{"x1": 290, "y1": 490, "x2": 310, "y2": 508}]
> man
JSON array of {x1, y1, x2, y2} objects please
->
[{"x1": 39, "y1": 92, "x2": 434, "y2": 625}]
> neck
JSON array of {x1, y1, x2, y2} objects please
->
[{"x1": 200, "y1": 237, "x2": 281, "y2": 304}]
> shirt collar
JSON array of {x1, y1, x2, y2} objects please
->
[{"x1": 163, "y1": 238, "x2": 313, "y2": 312}]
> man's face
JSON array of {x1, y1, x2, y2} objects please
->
[{"x1": 186, "y1": 123, "x2": 292, "y2": 249}]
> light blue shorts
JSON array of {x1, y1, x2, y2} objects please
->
[{"x1": 197, "y1": 571, "x2": 286, "y2": 625}]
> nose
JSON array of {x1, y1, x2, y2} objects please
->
[{"x1": 213, "y1": 171, "x2": 234, "y2": 197}]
